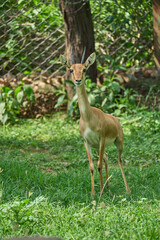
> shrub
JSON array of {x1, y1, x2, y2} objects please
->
[{"x1": 0, "y1": 82, "x2": 35, "y2": 124}]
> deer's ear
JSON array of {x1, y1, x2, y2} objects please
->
[
  {"x1": 60, "y1": 55, "x2": 70, "y2": 68},
  {"x1": 85, "y1": 52, "x2": 96, "y2": 69}
]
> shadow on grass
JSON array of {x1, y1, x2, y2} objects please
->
[
  {"x1": 0, "y1": 114, "x2": 160, "y2": 205},
  {"x1": 1, "y1": 153, "x2": 160, "y2": 205}
]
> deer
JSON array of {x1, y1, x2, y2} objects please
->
[{"x1": 60, "y1": 48, "x2": 130, "y2": 198}]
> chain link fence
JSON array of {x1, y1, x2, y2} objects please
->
[{"x1": 0, "y1": 0, "x2": 153, "y2": 80}]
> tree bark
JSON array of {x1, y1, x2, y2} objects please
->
[
  {"x1": 153, "y1": 0, "x2": 160, "y2": 72},
  {"x1": 59, "y1": 0, "x2": 97, "y2": 100}
]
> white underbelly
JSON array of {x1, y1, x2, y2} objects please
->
[
  {"x1": 83, "y1": 127, "x2": 99, "y2": 147},
  {"x1": 83, "y1": 127, "x2": 115, "y2": 148}
]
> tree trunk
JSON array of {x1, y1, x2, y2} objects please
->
[
  {"x1": 59, "y1": 0, "x2": 97, "y2": 100},
  {"x1": 153, "y1": 0, "x2": 160, "y2": 72}
]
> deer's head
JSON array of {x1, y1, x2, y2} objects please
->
[{"x1": 60, "y1": 48, "x2": 96, "y2": 86}]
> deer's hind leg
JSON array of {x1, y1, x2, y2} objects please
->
[{"x1": 115, "y1": 138, "x2": 131, "y2": 193}]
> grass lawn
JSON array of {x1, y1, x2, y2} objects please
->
[{"x1": 0, "y1": 110, "x2": 160, "y2": 239}]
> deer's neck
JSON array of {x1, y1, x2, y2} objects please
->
[{"x1": 76, "y1": 83, "x2": 93, "y2": 121}]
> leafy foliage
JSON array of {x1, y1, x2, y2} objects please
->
[
  {"x1": 54, "y1": 81, "x2": 68, "y2": 109},
  {"x1": 0, "y1": 0, "x2": 63, "y2": 75},
  {"x1": 0, "y1": 0, "x2": 153, "y2": 76},
  {"x1": 0, "y1": 83, "x2": 35, "y2": 124},
  {"x1": 92, "y1": 0, "x2": 153, "y2": 68}
]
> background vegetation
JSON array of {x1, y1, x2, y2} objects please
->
[
  {"x1": 0, "y1": 0, "x2": 153, "y2": 76},
  {"x1": 0, "y1": 0, "x2": 156, "y2": 122}
]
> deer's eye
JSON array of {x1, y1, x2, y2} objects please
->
[
  {"x1": 83, "y1": 68, "x2": 86, "y2": 73},
  {"x1": 70, "y1": 69, "x2": 73, "y2": 73}
]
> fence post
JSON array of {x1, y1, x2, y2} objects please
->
[{"x1": 153, "y1": 0, "x2": 160, "y2": 73}]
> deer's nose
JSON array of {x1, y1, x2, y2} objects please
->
[{"x1": 75, "y1": 79, "x2": 82, "y2": 86}]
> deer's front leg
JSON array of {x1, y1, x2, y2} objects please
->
[
  {"x1": 98, "y1": 138, "x2": 106, "y2": 194},
  {"x1": 84, "y1": 141, "x2": 95, "y2": 198}
]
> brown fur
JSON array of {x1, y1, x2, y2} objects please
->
[{"x1": 64, "y1": 52, "x2": 130, "y2": 197}]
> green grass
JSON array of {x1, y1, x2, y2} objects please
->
[{"x1": 0, "y1": 110, "x2": 160, "y2": 239}]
